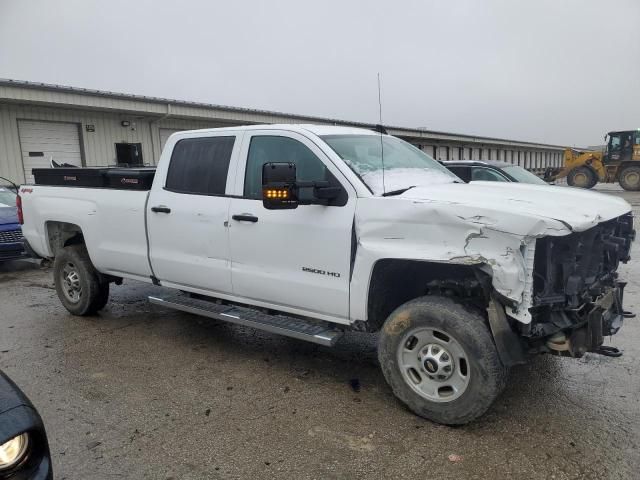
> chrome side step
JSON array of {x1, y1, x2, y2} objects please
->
[{"x1": 148, "y1": 293, "x2": 343, "y2": 347}]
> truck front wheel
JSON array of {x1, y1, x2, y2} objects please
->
[
  {"x1": 378, "y1": 296, "x2": 508, "y2": 425},
  {"x1": 53, "y1": 245, "x2": 110, "y2": 316}
]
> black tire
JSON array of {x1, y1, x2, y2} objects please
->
[
  {"x1": 618, "y1": 165, "x2": 640, "y2": 191},
  {"x1": 53, "y1": 244, "x2": 109, "y2": 316},
  {"x1": 567, "y1": 166, "x2": 597, "y2": 189},
  {"x1": 90, "y1": 283, "x2": 111, "y2": 312},
  {"x1": 378, "y1": 296, "x2": 508, "y2": 425}
]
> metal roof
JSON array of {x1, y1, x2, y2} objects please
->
[{"x1": 0, "y1": 78, "x2": 565, "y2": 149}]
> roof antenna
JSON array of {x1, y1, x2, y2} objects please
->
[{"x1": 377, "y1": 73, "x2": 386, "y2": 194}]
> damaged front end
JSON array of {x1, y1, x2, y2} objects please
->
[{"x1": 523, "y1": 213, "x2": 635, "y2": 357}]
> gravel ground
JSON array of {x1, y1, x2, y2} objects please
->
[{"x1": 1, "y1": 186, "x2": 639, "y2": 479}]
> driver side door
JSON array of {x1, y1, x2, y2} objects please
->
[{"x1": 228, "y1": 130, "x2": 356, "y2": 322}]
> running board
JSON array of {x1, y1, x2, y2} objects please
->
[{"x1": 148, "y1": 293, "x2": 343, "y2": 346}]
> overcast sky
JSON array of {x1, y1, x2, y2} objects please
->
[{"x1": 1, "y1": 0, "x2": 638, "y2": 146}]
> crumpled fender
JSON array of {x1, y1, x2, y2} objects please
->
[{"x1": 350, "y1": 196, "x2": 575, "y2": 325}]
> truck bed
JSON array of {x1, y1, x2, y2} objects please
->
[{"x1": 20, "y1": 183, "x2": 153, "y2": 280}]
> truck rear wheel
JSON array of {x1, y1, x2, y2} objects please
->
[
  {"x1": 567, "y1": 166, "x2": 597, "y2": 189},
  {"x1": 378, "y1": 296, "x2": 508, "y2": 425},
  {"x1": 618, "y1": 165, "x2": 640, "y2": 191},
  {"x1": 53, "y1": 244, "x2": 110, "y2": 316}
]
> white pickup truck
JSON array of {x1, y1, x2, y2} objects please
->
[{"x1": 19, "y1": 124, "x2": 635, "y2": 424}]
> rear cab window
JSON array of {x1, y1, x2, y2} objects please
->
[{"x1": 165, "y1": 136, "x2": 236, "y2": 195}]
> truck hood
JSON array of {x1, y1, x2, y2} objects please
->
[
  {"x1": 0, "y1": 205, "x2": 18, "y2": 226},
  {"x1": 400, "y1": 181, "x2": 632, "y2": 233}
]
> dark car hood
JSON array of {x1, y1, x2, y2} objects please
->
[
  {"x1": 0, "y1": 206, "x2": 18, "y2": 226},
  {"x1": 0, "y1": 370, "x2": 30, "y2": 415}
]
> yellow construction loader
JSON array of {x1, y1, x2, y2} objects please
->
[{"x1": 545, "y1": 129, "x2": 640, "y2": 191}]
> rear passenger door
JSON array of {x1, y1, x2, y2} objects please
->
[{"x1": 147, "y1": 133, "x2": 240, "y2": 294}]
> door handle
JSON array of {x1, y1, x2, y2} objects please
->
[
  {"x1": 151, "y1": 205, "x2": 171, "y2": 214},
  {"x1": 232, "y1": 213, "x2": 258, "y2": 223}
]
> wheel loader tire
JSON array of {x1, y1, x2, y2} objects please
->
[
  {"x1": 618, "y1": 165, "x2": 640, "y2": 191},
  {"x1": 567, "y1": 166, "x2": 596, "y2": 189}
]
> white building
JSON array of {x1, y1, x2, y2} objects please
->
[{"x1": 0, "y1": 79, "x2": 565, "y2": 185}]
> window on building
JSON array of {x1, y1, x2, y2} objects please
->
[
  {"x1": 115, "y1": 143, "x2": 143, "y2": 167},
  {"x1": 165, "y1": 136, "x2": 235, "y2": 195}
]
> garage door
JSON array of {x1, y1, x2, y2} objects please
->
[
  {"x1": 159, "y1": 128, "x2": 184, "y2": 152},
  {"x1": 18, "y1": 120, "x2": 82, "y2": 183}
]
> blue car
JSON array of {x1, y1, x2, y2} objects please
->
[{"x1": 0, "y1": 186, "x2": 27, "y2": 261}]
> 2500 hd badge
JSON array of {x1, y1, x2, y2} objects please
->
[{"x1": 302, "y1": 266, "x2": 341, "y2": 278}]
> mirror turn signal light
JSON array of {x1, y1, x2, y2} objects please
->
[{"x1": 264, "y1": 188, "x2": 290, "y2": 199}]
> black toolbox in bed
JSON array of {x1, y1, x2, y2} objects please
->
[
  {"x1": 105, "y1": 168, "x2": 156, "y2": 190},
  {"x1": 33, "y1": 167, "x2": 108, "y2": 187},
  {"x1": 32, "y1": 167, "x2": 156, "y2": 190}
]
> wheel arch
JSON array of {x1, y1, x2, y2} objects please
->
[
  {"x1": 45, "y1": 221, "x2": 85, "y2": 257},
  {"x1": 364, "y1": 258, "x2": 493, "y2": 333}
]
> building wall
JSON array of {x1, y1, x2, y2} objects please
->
[
  {"x1": 0, "y1": 104, "x2": 228, "y2": 183},
  {"x1": 0, "y1": 99, "x2": 565, "y2": 185}
]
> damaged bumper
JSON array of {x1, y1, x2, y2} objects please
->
[{"x1": 543, "y1": 283, "x2": 630, "y2": 357}]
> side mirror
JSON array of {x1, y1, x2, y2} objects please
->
[
  {"x1": 262, "y1": 162, "x2": 299, "y2": 210},
  {"x1": 314, "y1": 185, "x2": 342, "y2": 201}
]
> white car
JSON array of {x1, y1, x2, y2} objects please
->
[{"x1": 19, "y1": 124, "x2": 635, "y2": 424}]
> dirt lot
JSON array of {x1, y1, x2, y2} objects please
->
[{"x1": 1, "y1": 186, "x2": 639, "y2": 480}]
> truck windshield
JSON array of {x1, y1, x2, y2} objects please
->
[
  {"x1": 321, "y1": 134, "x2": 458, "y2": 195},
  {"x1": 501, "y1": 166, "x2": 548, "y2": 185}
]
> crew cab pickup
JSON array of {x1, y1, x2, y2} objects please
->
[{"x1": 19, "y1": 125, "x2": 635, "y2": 424}]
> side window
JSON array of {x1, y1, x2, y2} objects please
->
[
  {"x1": 244, "y1": 136, "x2": 334, "y2": 202},
  {"x1": 446, "y1": 166, "x2": 471, "y2": 183},
  {"x1": 471, "y1": 167, "x2": 508, "y2": 182},
  {"x1": 609, "y1": 134, "x2": 621, "y2": 151},
  {"x1": 165, "y1": 136, "x2": 235, "y2": 195}
]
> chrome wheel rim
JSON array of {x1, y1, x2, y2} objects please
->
[
  {"x1": 60, "y1": 262, "x2": 82, "y2": 303},
  {"x1": 397, "y1": 327, "x2": 470, "y2": 403}
]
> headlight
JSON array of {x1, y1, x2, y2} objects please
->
[{"x1": 0, "y1": 433, "x2": 30, "y2": 471}]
